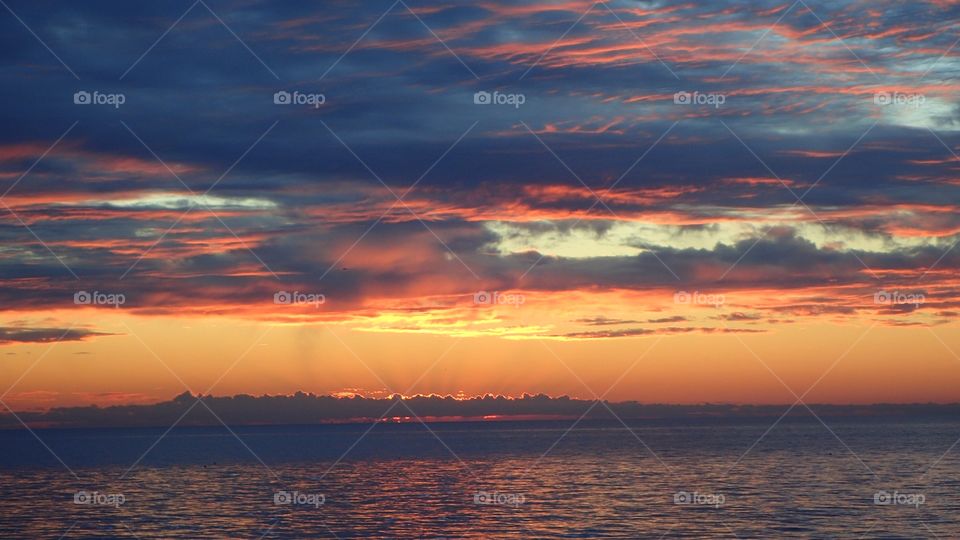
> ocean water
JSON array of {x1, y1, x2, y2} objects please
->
[{"x1": 1, "y1": 417, "x2": 958, "y2": 538}]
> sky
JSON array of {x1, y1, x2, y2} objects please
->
[{"x1": 1, "y1": 0, "x2": 959, "y2": 411}]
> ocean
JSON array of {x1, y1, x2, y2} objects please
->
[{"x1": 1, "y1": 416, "x2": 958, "y2": 538}]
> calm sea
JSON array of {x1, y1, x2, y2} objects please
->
[{"x1": 0, "y1": 417, "x2": 958, "y2": 538}]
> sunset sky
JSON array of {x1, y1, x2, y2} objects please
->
[{"x1": 1, "y1": 0, "x2": 959, "y2": 411}]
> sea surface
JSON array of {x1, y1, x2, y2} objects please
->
[{"x1": 1, "y1": 416, "x2": 958, "y2": 538}]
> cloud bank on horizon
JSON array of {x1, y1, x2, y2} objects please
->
[
  {"x1": 8, "y1": 391, "x2": 960, "y2": 430},
  {"x1": 1, "y1": 0, "x2": 959, "y2": 408}
]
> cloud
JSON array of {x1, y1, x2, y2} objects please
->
[
  {"x1": 647, "y1": 316, "x2": 687, "y2": 324},
  {"x1": 558, "y1": 326, "x2": 765, "y2": 339},
  {"x1": 574, "y1": 316, "x2": 640, "y2": 326},
  {"x1": 0, "y1": 326, "x2": 114, "y2": 345},
  {"x1": 5, "y1": 391, "x2": 959, "y2": 429},
  {"x1": 0, "y1": 0, "x2": 957, "y2": 340},
  {"x1": 716, "y1": 312, "x2": 762, "y2": 321}
]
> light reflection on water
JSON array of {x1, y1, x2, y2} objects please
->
[{"x1": 0, "y1": 418, "x2": 958, "y2": 538}]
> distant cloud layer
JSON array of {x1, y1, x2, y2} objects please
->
[{"x1": 4, "y1": 392, "x2": 959, "y2": 429}]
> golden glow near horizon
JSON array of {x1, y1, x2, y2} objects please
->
[{"x1": 3, "y1": 296, "x2": 958, "y2": 411}]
